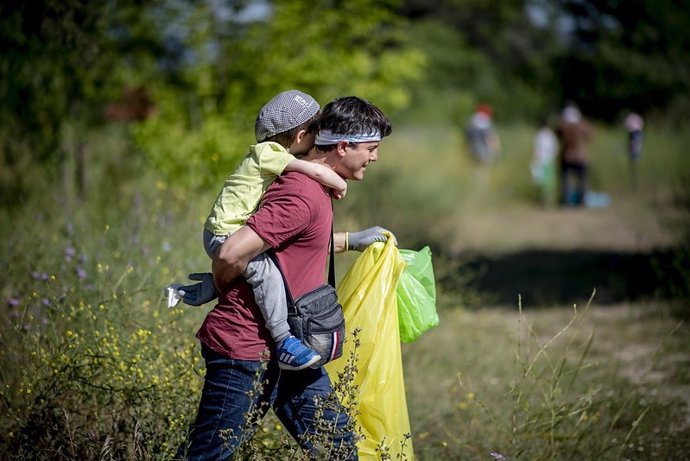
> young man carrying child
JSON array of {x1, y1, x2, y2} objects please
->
[
  {"x1": 169, "y1": 90, "x2": 348, "y2": 370},
  {"x1": 181, "y1": 96, "x2": 392, "y2": 460}
]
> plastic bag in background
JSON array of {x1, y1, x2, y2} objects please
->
[
  {"x1": 325, "y1": 237, "x2": 414, "y2": 460},
  {"x1": 397, "y1": 247, "x2": 439, "y2": 343}
]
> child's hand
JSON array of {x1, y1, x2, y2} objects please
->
[{"x1": 332, "y1": 184, "x2": 347, "y2": 200}]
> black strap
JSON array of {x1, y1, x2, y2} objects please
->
[{"x1": 268, "y1": 201, "x2": 335, "y2": 313}]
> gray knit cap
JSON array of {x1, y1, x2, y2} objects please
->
[{"x1": 254, "y1": 90, "x2": 319, "y2": 142}]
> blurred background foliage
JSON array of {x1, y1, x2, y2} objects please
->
[
  {"x1": 2, "y1": 0, "x2": 689, "y2": 200},
  {"x1": 2, "y1": 2, "x2": 690, "y2": 458}
]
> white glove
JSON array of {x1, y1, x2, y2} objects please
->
[
  {"x1": 164, "y1": 283, "x2": 185, "y2": 309},
  {"x1": 347, "y1": 226, "x2": 390, "y2": 251}
]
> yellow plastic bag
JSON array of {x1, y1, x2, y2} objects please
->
[{"x1": 325, "y1": 237, "x2": 414, "y2": 460}]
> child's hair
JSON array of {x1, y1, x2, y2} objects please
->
[{"x1": 264, "y1": 110, "x2": 320, "y2": 148}]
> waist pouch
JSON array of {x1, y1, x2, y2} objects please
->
[{"x1": 289, "y1": 284, "x2": 345, "y2": 367}]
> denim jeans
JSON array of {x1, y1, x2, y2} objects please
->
[
  {"x1": 182, "y1": 346, "x2": 358, "y2": 460},
  {"x1": 560, "y1": 161, "x2": 588, "y2": 206}
]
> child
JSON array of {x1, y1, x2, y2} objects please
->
[
  {"x1": 169, "y1": 90, "x2": 347, "y2": 370},
  {"x1": 531, "y1": 117, "x2": 557, "y2": 206}
]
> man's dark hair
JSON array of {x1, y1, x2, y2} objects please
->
[{"x1": 313, "y1": 96, "x2": 392, "y2": 151}]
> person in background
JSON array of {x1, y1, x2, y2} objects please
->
[
  {"x1": 556, "y1": 102, "x2": 592, "y2": 206},
  {"x1": 624, "y1": 112, "x2": 644, "y2": 189},
  {"x1": 465, "y1": 103, "x2": 501, "y2": 163},
  {"x1": 530, "y1": 116, "x2": 558, "y2": 206}
]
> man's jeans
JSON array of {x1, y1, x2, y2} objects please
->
[
  {"x1": 560, "y1": 161, "x2": 588, "y2": 206},
  {"x1": 183, "y1": 346, "x2": 358, "y2": 460}
]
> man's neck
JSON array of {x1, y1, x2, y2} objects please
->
[{"x1": 303, "y1": 148, "x2": 331, "y2": 165}]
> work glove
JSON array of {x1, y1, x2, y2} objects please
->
[
  {"x1": 180, "y1": 272, "x2": 219, "y2": 306},
  {"x1": 347, "y1": 226, "x2": 391, "y2": 251}
]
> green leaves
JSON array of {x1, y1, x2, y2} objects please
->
[{"x1": 133, "y1": 0, "x2": 425, "y2": 191}]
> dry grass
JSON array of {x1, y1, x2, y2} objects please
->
[{"x1": 402, "y1": 301, "x2": 690, "y2": 460}]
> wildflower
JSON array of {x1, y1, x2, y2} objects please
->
[
  {"x1": 64, "y1": 245, "x2": 76, "y2": 262},
  {"x1": 490, "y1": 452, "x2": 507, "y2": 460},
  {"x1": 76, "y1": 267, "x2": 87, "y2": 279},
  {"x1": 31, "y1": 271, "x2": 49, "y2": 281},
  {"x1": 8, "y1": 298, "x2": 20, "y2": 307},
  {"x1": 41, "y1": 298, "x2": 51, "y2": 307}
]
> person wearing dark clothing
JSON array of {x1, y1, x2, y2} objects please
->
[{"x1": 556, "y1": 103, "x2": 592, "y2": 206}]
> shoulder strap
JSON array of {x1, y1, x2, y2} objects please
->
[{"x1": 268, "y1": 200, "x2": 335, "y2": 312}]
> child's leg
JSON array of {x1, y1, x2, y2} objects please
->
[{"x1": 243, "y1": 253, "x2": 291, "y2": 344}]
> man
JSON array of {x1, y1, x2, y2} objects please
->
[
  {"x1": 556, "y1": 102, "x2": 592, "y2": 206},
  {"x1": 183, "y1": 96, "x2": 392, "y2": 460},
  {"x1": 465, "y1": 103, "x2": 500, "y2": 163}
]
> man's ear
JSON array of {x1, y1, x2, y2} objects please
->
[{"x1": 336, "y1": 140, "x2": 349, "y2": 157}]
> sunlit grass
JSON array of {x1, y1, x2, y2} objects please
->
[{"x1": 403, "y1": 299, "x2": 690, "y2": 460}]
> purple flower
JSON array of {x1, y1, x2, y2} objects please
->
[
  {"x1": 490, "y1": 452, "x2": 507, "y2": 460},
  {"x1": 64, "y1": 245, "x2": 76, "y2": 262},
  {"x1": 41, "y1": 298, "x2": 51, "y2": 307},
  {"x1": 76, "y1": 267, "x2": 87, "y2": 279},
  {"x1": 31, "y1": 271, "x2": 49, "y2": 281},
  {"x1": 8, "y1": 298, "x2": 20, "y2": 307}
]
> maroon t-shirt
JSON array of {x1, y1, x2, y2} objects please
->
[{"x1": 196, "y1": 171, "x2": 333, "y2": 360}]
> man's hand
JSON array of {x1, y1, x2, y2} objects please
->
[
  {"x1": 347, "y1": 226, "x2": 390, "y2": 251},
  {"x1": 180, "y1": 273, "x2": 219, "y2": 306}
]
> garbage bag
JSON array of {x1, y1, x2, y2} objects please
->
[
  {"x1": 325, "y1": 237, "x2": 414, "y2": 460},
  {"x1": 397, "y1": 247, "x2": 438, "y2": 343}
]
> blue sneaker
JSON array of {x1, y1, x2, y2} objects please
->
[{"x1": 276, "y1": 336, "x2": 321, "y2": 370}]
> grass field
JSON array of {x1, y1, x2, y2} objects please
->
[
  {"x1": 1, "y1": 120, "x2": 688, "y2": 459},
  {"x1": 403, "y1": 301, "x2": 690, "y2": 460}
]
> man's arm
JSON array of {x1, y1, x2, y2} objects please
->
[
  {"x1": 213, "y1": 226, "x2": 271, "y2": 290},
  {"x1": 333, "y1": 232, "x2": 347, "y2": 253}
]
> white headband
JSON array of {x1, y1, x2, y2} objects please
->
[{"x1": 315, "y1": 129, "x2": 382, "y2": 145}]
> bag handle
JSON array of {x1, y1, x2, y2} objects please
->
[{"x1": 268, "y1": 201, "x2": 335, "y2": 313}]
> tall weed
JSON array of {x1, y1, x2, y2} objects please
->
[{"x1": 402, "y1": 295, "x2": 689, "y2": 460}]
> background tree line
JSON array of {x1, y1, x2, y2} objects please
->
[{"x1": 1, "y1": 0, "x2": 688, "y2": 201}]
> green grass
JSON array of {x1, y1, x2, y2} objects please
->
[
  {"x1": 403, "y1": 300, "x2": 690, "y2": 460},
  {"x1": 1, "y1": 120, "x2": 689, "y2": 459}
]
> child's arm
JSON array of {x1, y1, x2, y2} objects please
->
[{"x1": 285, "y1": 159, "x2": 348, "y2": 199}]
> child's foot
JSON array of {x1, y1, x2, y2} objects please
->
[{"x1": 276, "y1": 336, "x2": 321, "y2": 370}]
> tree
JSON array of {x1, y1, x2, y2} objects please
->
[
  {"x1": 133, "y1": 0, "x2": 426, "y2": 191},
  {"x1": 554, "y1": 0, "x2": 690, "y2": 121},
  {"x1": 398, "y1": 0, "x2": 560, "y2": 121},
  {"x1": 0, "y1": 0, "x2": 167, "y2": 201}
]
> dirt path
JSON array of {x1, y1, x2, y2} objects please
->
[{"x1": 447, "y1": 194, "x2": 679, "y2": 254}]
